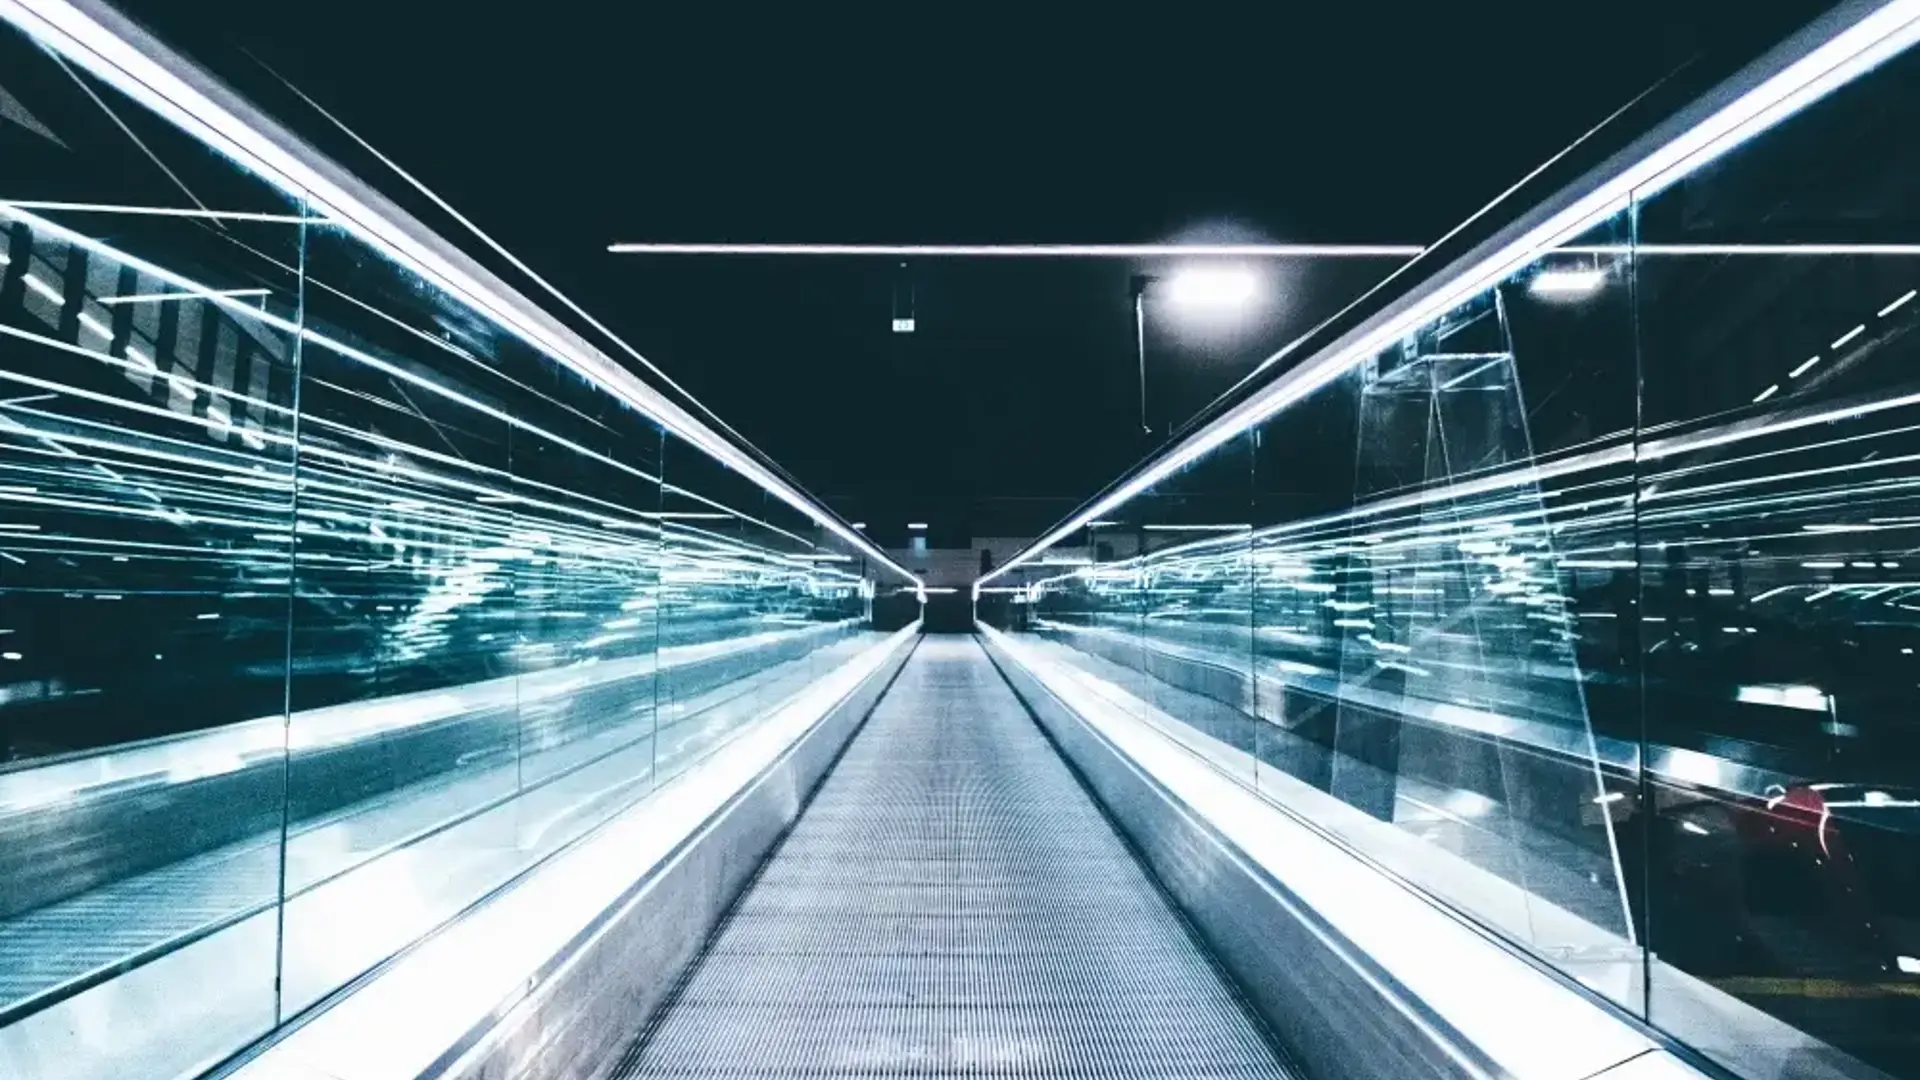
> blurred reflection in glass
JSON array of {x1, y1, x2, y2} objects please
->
[
  {"x1": 0, "y1": 20, "x2": 308, "y2": 1078},
  {"x1": 1633, "y1": 41, "x2": 1920, "y2": 1078},
  {"x1": 1017, "y1": 216, "x2": 1643, "y2": 1006},
  {"x1": 0, "y1": 17, "x2": 897, "y2": 1080}
]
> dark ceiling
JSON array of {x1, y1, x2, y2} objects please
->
[{"x1": 116, "y1": 0, "x2": 1830, "y2": 537}]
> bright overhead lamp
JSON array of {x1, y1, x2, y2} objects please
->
[
  {"x1": 1164, "y1": 265, "x2": 1261, "y2": 309},
  {"x1": 606, "y1": 242, "x2": 1421, "y2": 258}
]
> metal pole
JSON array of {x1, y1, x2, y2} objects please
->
[{"x1": 1131, "y1": 275, "x2": 1152, "y2": 436}]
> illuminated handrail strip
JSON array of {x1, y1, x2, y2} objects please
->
[
  {"x1": 0, "y1": 0, "x2": 919, "y2": 587},
  {"x1": 977, "y1": 0, "x2": 1920, "y2": 594}
]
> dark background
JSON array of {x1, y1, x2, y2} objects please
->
[{"x1": 113, "y1": 1, "x2": 1832, "y2": 540}]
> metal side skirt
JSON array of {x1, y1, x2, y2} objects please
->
[
  {"x1": 434, "y1": 635, "x2": 919, "y2": 1080},
  {"x1": 981, "y1": 632, "x2": 1517, "y2": 1080}
]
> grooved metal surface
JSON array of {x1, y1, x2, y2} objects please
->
[{"x1": 613, "y1": 636, "x2": 1293, "y2": 1079}]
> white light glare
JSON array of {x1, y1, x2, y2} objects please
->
[
  {"x1": 1164, "y1": 266, "x2": 1260, "y2": 309},
  {"x1": 1529, "y1": 268, "x2": 1607, "y2": 296},
  {"x1": 1899, "y1": 955, "x2": 1920, "y2": 975}
]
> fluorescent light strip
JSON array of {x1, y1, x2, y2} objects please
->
[
  {"x1": 1881, "y1": 288, "x2": 1918, "y2": 316},
  {"x1": 606, "y1": 243, "x2": 1423, "y2": 258},
  {"x1": 0, "y1": 0, "x2": 918, "y2": 588},
  {"x1": 1530, "y1": 267, "x2": 1607, "y2": 294},
  {"x1": 1832, "y1": 324, "x2": 1868, "y2": 349},
  {"x1": 1753, "y1": 384, "x2": 1781, "y2": 403},
  {"x1": 21, "y1": 274, "x2": 63, "y2": 304},
  {"x1": 0, "y1": 199, "x2": 319, "y2": 223},
  {"x1": 1790, "y1": 354, "x2": 1823, "y2": 378},
  {"x1": 99, "y1": 287, "x2": 270, "y2": 305},
  {"x1": 977, "y1": 0, "x2": 1920, "y2": 592},
  {"x1": 1560, "y1": 242, "x2": 1920, "y2": 255}
]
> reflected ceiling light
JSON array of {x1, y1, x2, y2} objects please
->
[
  {"x1": 1564, "y1": 242, "x2": 1920, "y2": 255},
  {"x1": 1164, "y1": 265, "x2": 1261, "y2": 309},
  {"x1": 100, "y1": 287, "x2": 269, "y2": 306},
  {"x1": 1736, "y1": 683, "x2": 1831, "y2": 713},
  {"x1": 907, "y1": 522, "x2": 928, "y2": 530},
  {"x1": 21, "y1": 274, "x2": 63, "y2": 304},
  {"x1": 851, "y1": 522, "x2": 867, "y2": 529},
  {"x1": 1528, "y1": 268, "x2": 1607, "y2": 296}
]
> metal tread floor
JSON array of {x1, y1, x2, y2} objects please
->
[{"x1": 612, "y1": 636, "x2": 1293, "y2": 1079}]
